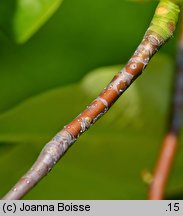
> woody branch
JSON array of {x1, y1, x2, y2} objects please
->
[{"x1": 2, "y1": 0, "x2": 180, "y2": 200}]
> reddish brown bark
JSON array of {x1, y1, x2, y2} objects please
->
[
  {"x1": 148, "y1": 14, "x2": 183, "y2": 200},
  {"x1": 148, "y1": 133, "x2": 178, "y2": 199},
  {"x1": 2, "y1": 1, "x2": 180, "y2": 200}
]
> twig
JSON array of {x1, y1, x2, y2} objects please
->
[
  {"x1": 2, "y1": 0, "x2": 180, "y2": 199},
  {"x1": 148, "y1": 11, "x2": 183, "y2": 200}
]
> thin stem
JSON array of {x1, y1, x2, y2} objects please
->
[
  {"x1": 2, "y1": 0, "x2": 180, "y2": 200},
  {"x1": 148, "y1": 12, "x2": 183, "y2": 200}
]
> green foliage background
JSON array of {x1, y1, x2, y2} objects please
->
[{"x1": 0, "y1": 0, "x2": 182, "y2": 199}]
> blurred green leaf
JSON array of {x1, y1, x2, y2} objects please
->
[
  {"x1": 0, "y1": 54, "x2": 173, "y2": 142},
  {"x1": 129, "y1": 0, "x2": 183, "y2": 2},
  {"x1": 14, "y1": 0, "x2": 64, "y2": 43},
  {"x1": 0, "y1": 0, "x2": 63, "y2": 43},
  {"x1": 1, "y1": 53, "x2": 183, "y2": 199},
  {"x1": 0, "y1": 0, "x2": 163, "y2": 114}
]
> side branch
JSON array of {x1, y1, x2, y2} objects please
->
[
  {"x1": 148, "y1": 12, "x2": 183, "y2": 200},
  {"x1": 2, "y1": 0, "x2": 180, "y2": 200}
]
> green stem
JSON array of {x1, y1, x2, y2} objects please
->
[{"x1": 147, "y1": 0, "x2": 179, "y2": 42}]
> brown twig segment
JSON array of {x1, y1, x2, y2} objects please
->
[
  {"x1": 2, "y1": 0, "x2": 180, "y2": 200},
  {"x1": 148, "y1": 13, "x2": 183, "y2": 200}
]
